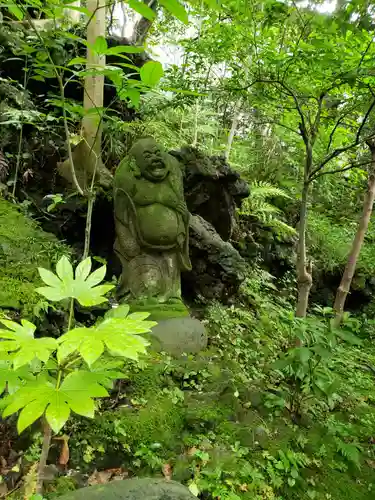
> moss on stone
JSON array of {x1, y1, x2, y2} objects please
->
[
  {"x1": 129, "y1": 299, "x2": 189, "y2": 321},
  {"x1": 0, "y1": 198, "x2": 69, "y2": 316}
]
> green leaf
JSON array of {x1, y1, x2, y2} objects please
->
[
  {"x1": 92, "y1": 35, "x2": 108, "y2": 54},
  {"x1": 46, "y1": 393, "x2": 71, "y2": 433},
  {"x1": 58, "y1": 315, "x2": 152, "y2": 364},
  {"x1": 79, "y1": 338, "x2": 104, "y2": 366},
  {"x1": 127, "y1": 0, "x2": 156, "y2": 20},
  {"x1": 159, "y1": 0, "x2": 188, "y2": 23},
  {"x1": 68, "y1": 396, "x2": 95, "y2": 418},
  {"x1": 38, "y1": 268, "x2": 62, "y2": 288},
  {"x1": 0, "y1": 320, "x2": 56, "y2": 369},
  {"x1": 299, "y1": 347, "x2": 312, "y2": 365},
  {"x1": 75, "y1": 258, "x2": 92, "y2": 281},
  {"x1": 335, "y1": 329, "x2": 362, "y2": 345},
  {"x1": 118, "y1": 88, "x2": 141, "y2": 108},
  {"x1": 140, "y1": 61, "x2": 164, "y2": 87},
  {"x1": 17, "y1": 398, "x2": 47, "y2": 433},
  {"x1": 35, "y1": 286, "x2": 66, "y2": 302},
  {"x1": 105, "y1": 45, "x2": 145, "y2": 55},
  {"x1": 67, "y1": 57, "x2": 87, "y2": 66},
  {"x1": 37, "y1": 257, "x2": 114, "y2": 306},
  {"x1": 7, "y1": 5, "x2": 24, "y2": 20},
  {"x1": 60, "y1": 371, "x2": 109, "y2": 398},
  {"x1": 56, "y1": 256, "x2": 73, "y2": 282},
  {"x1": 105, "y1": 304, "x2": 130, "y2": 319}
]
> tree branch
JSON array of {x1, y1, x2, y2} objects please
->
[
  {"x1": 309, "y1": 97, "x2": 375, "y2": 178},
  {"x1": 253, "y1": 120, "x2": 300, "y2": 136},
  {"x1": 310, "y1": 160, "x2": 372, "y2": 181}
]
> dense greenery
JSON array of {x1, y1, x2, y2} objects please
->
[{"x1": 1, "y1": 0, "x2": 375, "y2": 499}]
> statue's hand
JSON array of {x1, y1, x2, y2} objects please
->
[{"x1": 176, "y1": 201, "x2": 189, "y2": 223}]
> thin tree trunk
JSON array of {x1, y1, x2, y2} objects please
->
[
  {"x1": 36, "y1": 421, "x2": 52, "y2": 494},
  {"x1": 225, "y1": 98, "x2": 242, "y2": 161},
  {"x1": 333, "y1": 139, "x2": 375, "y2": 326},
  {"x1": 296, "y1": 180, "x2": 312, "y2": 318},
  {"x1": 82, "y1": 0, "x2": 106, "y2": 161},
  {"x1": 64, "y1": 0, "x2": 81, "y2": 24}
]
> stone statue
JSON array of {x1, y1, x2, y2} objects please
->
[{"x1": 113, "y1": 137, "x2": 191, "y2": 304}]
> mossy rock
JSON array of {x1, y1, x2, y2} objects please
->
[
  {"x1": 150, "y1": 317, "x2": 207, "y2": 356},
  {"x1": 57, "y1": 478, "x2": 196, "y2": 500},
  {"x1": 0, "y1": 198, "x2": 69, "y2": 316}
]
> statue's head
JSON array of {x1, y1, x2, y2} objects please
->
[{"x1": 130, "y1": 137, "x2": 169, "y2": 182}]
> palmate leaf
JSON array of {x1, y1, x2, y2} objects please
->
[
  {"x1": 36, "y1": 256, "x2": 114, "y2": 306},
  {"x1": 2, "y1": 371, "x2": 110, "y2": 433},
  {"x1": 57, "y1": 309, "x2": 155, "y2": 366},
  {"x1": 0, "y1": 319, "x2": 57, "y2": 369},
  {"x1": 0, "y1": 358, "x2": 34, "y2": 395}
]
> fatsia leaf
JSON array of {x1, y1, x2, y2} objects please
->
[
  {"x1": 105, "y1": 304, "x2": 130, "y2": 319},
  {"x1": 0, "y1": 319, "x2": 56, "y2": 368},
  {"x1": 38, "y1": 268, "x2": 62, "y2": 288},
  {"x1": 75, "y1": 258, "x2": 92, "y2": 281},
  {"x1": 58, "y1": 314, "x2": 153, "y2": 365},
  {"x1": 3, "y1": 371, "x2": 111, "y2": 434},
  {"x1": 46, "y1": 393, "x2": 71, "y2": 433},
  {"x1": 56, "y1": 255, "x2": 74, "y2": 282},
  {"x1": 17, "y1": 398, "x2": 48, "y2": 433},
  {"x1": 79, "y1": 338, "x2": 104, "y2": 366},
  {"x1": 0, "y1": 361, "x2": 34, "y2": 395},
  {"x1": 37, "y1": 256, "x2": 114, "y2": 306}
]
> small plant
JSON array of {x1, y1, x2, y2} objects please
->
[
  {"x1": 0, "y1": 256, "x2": 155, "y2": 493},
  {"x1": 269, "y1": 310, "x2": 362, "y2": 418}
]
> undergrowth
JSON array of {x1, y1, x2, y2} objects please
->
[{"x1": 14, "y1": 264, "x2": 374, "y2": 500}]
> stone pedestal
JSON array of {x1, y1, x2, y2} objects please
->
[
  {"x1": 150, "y1": 316, "x2": 207, "y2": 356},
  {"x1": 58, "y1": 478, "x2": 197, "y2": 500}
]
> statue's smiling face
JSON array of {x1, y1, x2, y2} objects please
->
[{"x1": 139, "y1": 145, "x2": 169, "y2": 182}]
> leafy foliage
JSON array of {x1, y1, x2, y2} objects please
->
[{"x1": 0, "y1": 256, "x2": 154, "y2": 437}]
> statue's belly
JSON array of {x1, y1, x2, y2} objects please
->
[{"x1": 137, "y1": 205, "x2": 179, "y2": 247}]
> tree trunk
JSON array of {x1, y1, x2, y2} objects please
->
[
  {"x1": 36, "y1": 421, "x2": 52, "y2": 493},
  {"x1": 333, "y1": 139, "x2": 375, "y2": 325},
  {"x1": 296, "y1": 180, "x2": 312, "y2": 318},
  {"x1": 82, "y1": 0, "x2": 106, "y2": 163},
  {"x1": 64, "y1": 0, "x2": 81, "y2": 24},
  {"x1": 225, "y1": 98, "x2": 242, "y2": 161}
]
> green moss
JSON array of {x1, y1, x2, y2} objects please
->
[
  {"x1": 0, "y1": 199, "x2": 69, "y2": 316},
  {"x1": 129, "y1": 299, "x2": 189, "y2": 321}
]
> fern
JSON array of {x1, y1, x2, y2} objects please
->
[
  {"x1": 239, "y1": 181, "x2": 296, "y2": 239},
  {"x1": 335, "y1": 438, "x2": 362, "y2": 468},
  {"x1": 250, "y1": 181, "x2": 292, "y2": 200}
]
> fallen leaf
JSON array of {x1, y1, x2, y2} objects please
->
[
  {"x1": 366, "y1": 459, "x2": 375, "y2": 469},
  {"x1": 239, "y1": 484, "x2": 248, "y2": 492},
  {"x1": 87, "y1": 470, "x2": 113, "y2": 486},
  {"x1": 0, "y1": 482, "x2": 8, "y2": 498},
  {"x1": 162, "y1": 463, "x2": 172, "y2": 480},
  {"x1": 187, "y1": 447, "x2": 198, "y2": 456},
  {"x1": 54, "y1": 435, "x2": 70, "y2": 466}
]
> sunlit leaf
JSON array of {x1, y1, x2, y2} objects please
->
[
  {"x1": 159, "y1": 0, "x2": 188, "y2": 23},
  {"x1": 36, "y1": 256, "x2": 114, "y2": 306},
  {"x1": 128, "y1": 0, "x2": 156, "y2": 20},
  {"x1": 140, "y1": 61, "x2": 164, "y2": 87}
]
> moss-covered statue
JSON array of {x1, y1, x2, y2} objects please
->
[{"x1": 114, "y1": 137, "x2": 191, "y2": 304}]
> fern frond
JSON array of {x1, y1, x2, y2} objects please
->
[
  {"x1": 335, "y1": 438, "x2": 362, "y2": 468},
  {"x1": 250, "y1": 181, "x2": 291, "y2": 201}
]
